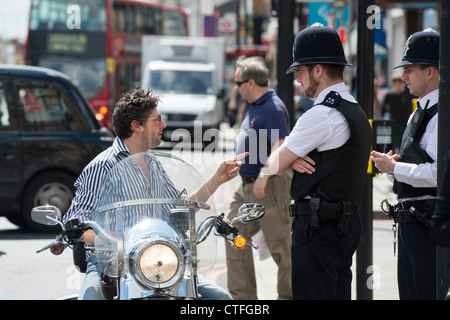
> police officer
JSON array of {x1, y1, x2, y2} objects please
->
[
  {"x1": 255, "y1": 24, "x2": 372, "y2": 299},
  {"x1": 371, "y1": 29, "x2": 439, "y2": 300}
]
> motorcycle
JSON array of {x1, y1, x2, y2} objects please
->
[{"x1": 31, "y1": 151, "x2": 264, "y2": 300}]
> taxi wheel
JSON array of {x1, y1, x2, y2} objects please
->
[{"x1": 22, "y1": 171, "x2": 75, "y2": 233}]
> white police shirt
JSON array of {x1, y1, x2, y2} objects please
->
[
  {"x1": 284, "y1": 82, "x2": 354, "y2": 157},
  {"x1": 393, "y1": 89, "x2": 438, "y2": 196}
]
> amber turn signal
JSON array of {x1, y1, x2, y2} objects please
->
[
  {"x1": 50, "y1": 243, "x2": 64, "y2": 255},
  {"x1": 233, "y1": 236, "x2": 247, "y2": 249}
]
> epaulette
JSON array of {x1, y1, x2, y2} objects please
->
[{"x1": 321, "y1": 91, "x2": 342, "y2": 108}]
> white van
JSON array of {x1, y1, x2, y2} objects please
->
[{"x1": 141, "y1": 36, "x2": 225, "y2": 146}]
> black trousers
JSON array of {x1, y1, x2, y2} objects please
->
[
  {"x1": 397, "y1": 221, "x2": 436, "y2": 300},
  {"x1": 291, "y1": 214, "x2": 361, "y2": 300}
]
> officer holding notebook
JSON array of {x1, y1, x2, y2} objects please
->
[{"x1": 371, "y1": 29, "x2": 440, "y2": 300}]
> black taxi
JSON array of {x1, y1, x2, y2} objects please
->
[{"x1": 0, "y1": 64, "x2": 114, "y2": 232}]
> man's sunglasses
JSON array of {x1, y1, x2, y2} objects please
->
[
  {"x1": 148, "y1": 114, "x2": 162, "y2": 125},
  {"x1": 236, "y1": 79, "x2": 249, "y2": 87}
]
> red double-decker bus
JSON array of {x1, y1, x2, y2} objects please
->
[{"x1": 25, "y1": 0, "x2": 188, "y2": 128}]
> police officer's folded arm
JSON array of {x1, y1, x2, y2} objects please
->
[{"x1": 260, "y1": 145, "x2": 299, "y2": 177}]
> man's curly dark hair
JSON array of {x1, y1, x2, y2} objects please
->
[{"x1": 112, "y1": 88, "x2": 160, "y2": 139}]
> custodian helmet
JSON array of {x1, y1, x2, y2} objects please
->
[
  {"x1": 394, "y1": 28, "x2": 440, "y2": 69},
  {"x1": 286, "y1": 23, "x2": 353, "y2": 74}
]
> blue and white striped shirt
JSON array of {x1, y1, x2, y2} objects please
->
[{"x1": 63, "y1": 137, "x2": 184, "y2": 226}]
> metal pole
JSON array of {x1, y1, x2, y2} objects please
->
[
  {"x1": 276, "y1": 0, "x2": 295, "y2": 129},
  {"x1": 437, "y1": 0, "x2": 450, "y2": 300},
  {"x1": 356, "y1": 0, "x2": 374, "y2": 300},
  {"x1": 235, "y1": 0, "x2": 240, "y2": 55}
]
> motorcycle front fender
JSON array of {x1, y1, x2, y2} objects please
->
[{"x1": 119, "y1": 274, "x2": 198, "y2": 300}]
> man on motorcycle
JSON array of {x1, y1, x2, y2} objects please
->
[{"x1": 63, "y1": 88, "x2": 242, "y2": 300}]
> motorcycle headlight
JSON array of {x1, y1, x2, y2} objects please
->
[
  {"x1": 140, "y1": 244, "x2": 178, "y2": 282},
  {"x1": 130, "y1": 239, "x2": 184, "y2": 289}
]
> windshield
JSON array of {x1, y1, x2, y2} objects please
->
[
  {"x1": 149, "y1": 70, "x2": 213, "y2": 95},
  {"x1": 30, "y1": 0, "x2": 106, "y2": 32},
  {"x1": 40, "y1": 56, "x2": 106, "y2": 99},
  {"x1": 90, "y1": 151, "x2": 217, "y2": 283}
]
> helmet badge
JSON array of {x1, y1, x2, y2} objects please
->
[{"x1": 402, "y1": 35, "x2": 412, "y2": 59}]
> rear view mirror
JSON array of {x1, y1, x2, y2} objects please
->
[
  {"x1": 231, "y1": 203, "x2": 265, "y2": 226},
  {"x1": 31, "y1": 205, "x2": 62, "y2": 226},
  {"x1": 196, "y1": 216, "x2": 216, "y2": 244}
]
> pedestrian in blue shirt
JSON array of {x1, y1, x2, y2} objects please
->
[{"x1": 225, "y1": 56, "x2": 292, "y2": 300}]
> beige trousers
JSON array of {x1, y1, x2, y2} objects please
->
[{"x1": 225, "y1": 172, "x2": 292, "y2": 300}]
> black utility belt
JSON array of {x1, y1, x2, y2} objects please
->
[
  {"x1": 289, "y1": 198, "x2": 357, "y2": 235},
  {"x1": 289, "y1": 201, "x2": 354, "y2": 220},
  {"x1": 396, "y1": 199, "x2": 435, "y2": 210},
  {"x1": 381, "y1": 198, "x2": 435, "y2": 227}
]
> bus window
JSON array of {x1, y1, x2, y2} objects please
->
[
  {"x1": 112, "y1": 3, "x2": 126, "y2": 33},
  {"x1": 40, "y1": 57, "x2": 106, "y2": 100},
  {"x1": 113, "y1": 3, "x2": 160, "y2": 35},
  {"x1": 29, "y1": 0, "x2": 106, "y2": 32},
  {"x1": 163, "y1": 10, "x2": 188, "y2": 36},
  {"x1": 144, "y1": 6, "x2": 160, "y2": 34},
  {"x1": 116, "y1": 62, "x2": 141, "y2": 98}
]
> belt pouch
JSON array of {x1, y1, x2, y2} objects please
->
[
  {"x1": 289, "y1": 203, "x2": 296, "y2": 217},
  {"x1": 394, "y1": 208, "x2": 416, "y2": 223},
  {"x1": 337, "y1": 201, "x2": 352, "y2": 235},
  {"x1": 310, "y1": 198, "x2": 321, "y2": 230}
]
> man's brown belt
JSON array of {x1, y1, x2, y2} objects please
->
[{"x1": 241, "y1": 176, "x2": 258, "y2": 184}]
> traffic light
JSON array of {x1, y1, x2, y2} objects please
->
[{"x1": 338, "y1": 26, "x2": 347, "y2": 43}]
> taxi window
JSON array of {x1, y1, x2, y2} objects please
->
[
  {"x1": 0, "y1": 81, "x2": 11, "y2": 128},
  {"x1": 16, "y1": 80, "x2": 88, "y2": 131}
]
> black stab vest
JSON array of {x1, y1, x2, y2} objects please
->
[
  {"x1": 393, "y1": 103, "x2": 438, "y2": 198},
  {"x1": 290, "y1": 91, "x2": 373, "y2": 212}
]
